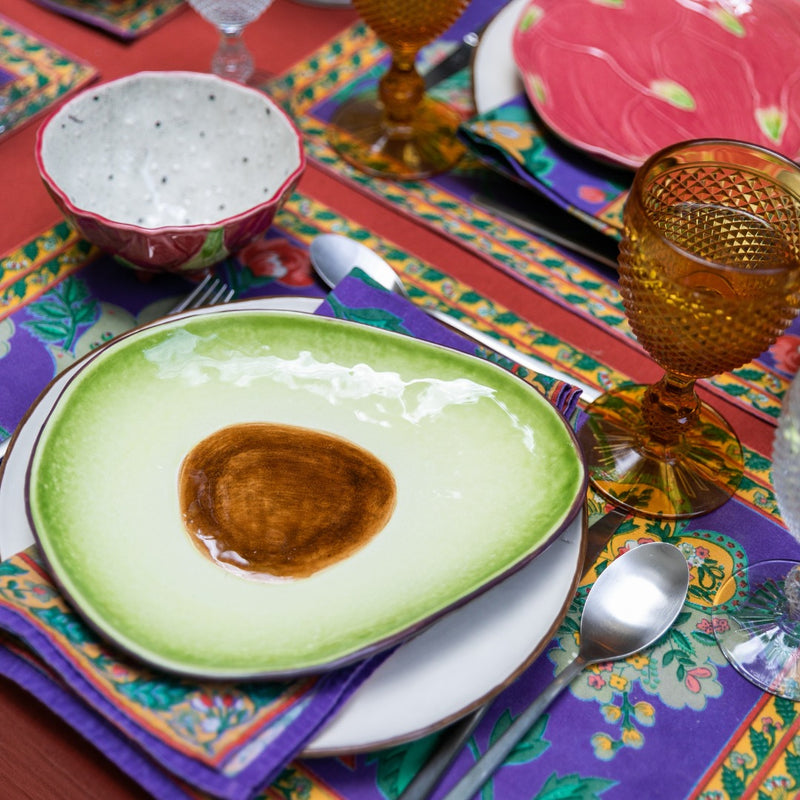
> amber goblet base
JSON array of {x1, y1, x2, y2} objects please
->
[
  {"x1": 578, "y1": 383, "x2": 743, "y2": 519},
  {"x1": 328, "y1": 89, "x2": 465, "y2": 180}
]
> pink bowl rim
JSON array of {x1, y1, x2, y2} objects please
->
[{"x1": 34, "y1": 70, "x2": 307, "y2": 236}]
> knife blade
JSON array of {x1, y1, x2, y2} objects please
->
[
  {"x1": 424, "y1": 23, "x2": 488, "y2": 89},
  {"x1": 471, "y1": 192, "x2": 620, "y2": 271}
]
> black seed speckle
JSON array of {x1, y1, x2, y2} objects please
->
[
  {"x1": 209, "y1": 94, "x2": 216, "y2": 101},
  {"x1": 242, "y1": 156, "x2": 249, "y2": 163},
  {"x1": 263, "y1": 187, "x2": 270, "y2": 193},
  {"x1": 199, "y1": 130, "x2": 206, "y2": 138},
  {"x1": 137, "y1": 217, "x2": 144, "y2": 224},
  {"x1": 108, "y1": 174, "x2": 114, "y2": 181},
  {"x1": 161, "y1": 176, "x2": 168, "y2": 184},
  {"x1": 219, "y1": 204, "x2": 226, "y2": 210},
  {"x1": 265, "y1": 108, "x2": 271, "y2": 115},
  {"x1": 92, "y1": 95, "x2": 100, "y2": 102},
  {"x1": 155, "y1": 120, "x2": 162, "y2": 128}
]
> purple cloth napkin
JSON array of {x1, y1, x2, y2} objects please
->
[
  {"x1": 0, "y1": 625, "x2": 387, "y2": 800},
  {"x1": 458, "y1": 95, "x2": 630, "y2": 237}
]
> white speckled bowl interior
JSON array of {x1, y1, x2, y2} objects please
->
[
  {"x1": 35, "y1": 71, "x2": 305, "y2": 273},
  {"x1": 39, "y1": 71, "x2": 301, "y2": 228}
]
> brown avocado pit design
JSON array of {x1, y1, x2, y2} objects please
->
[{"x1": 179, "y1": 422, "x2": 397, "y2": 580}]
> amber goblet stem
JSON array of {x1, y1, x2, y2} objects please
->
[
  {"x1": 579, "y1": 376, "x2": 744, "y2": 520},
  {"x1": 379, "y1": 48, "x2": 424, "y2": 125},
  {"x1": 641, "y1": 373, "x2": 702, "y2": 448},
  {"x1": 327, "y1": 0, "x2": 468, "y2": 180}
]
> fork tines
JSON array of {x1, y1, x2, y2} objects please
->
[{"x1": 170, "y1": 273, "x2": 235, "y2": 314}]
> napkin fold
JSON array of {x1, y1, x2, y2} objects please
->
[
  {"x1": 458, "y1": 95, "x2": 630, "y2": 237},
  {"x1": 0, "y1": 270, "x2": 581, "y2": 800},
  {"x1": 0, "y1": 14, "x2": 97, "y2": 141},
  {"x1": 27, "y1": 0, "x2": 184, "y2": 40}
]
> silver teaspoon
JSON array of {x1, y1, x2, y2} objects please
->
[{"x1": 443, "y1": 541, "x2": 690, "y2": 800}]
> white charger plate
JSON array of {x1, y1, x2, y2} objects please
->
[
  {"x1": 0, "y1": 297, "x2": 583, "y2": 752},
  {"x1": 472, "y1": 0, "x2": 527, "y2": 114}
]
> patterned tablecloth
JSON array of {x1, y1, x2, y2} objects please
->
[
  {"x1": 2, "y1": 184, "x2": 800, "y2": 799},
  {"x1": 26, "y1": 0, "x2": 185, "y2": 40},
  {"x1": 0, "y1": 14, "x2": 97, "y2": 140},
  {"x1": 2, "y1": 2, "x2": 800, "y2": 799}
]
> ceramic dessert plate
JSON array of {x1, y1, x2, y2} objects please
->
[
  {"x1": 26, "y1": 309, "x2": 585, "y2": 679},
  {"x1": 511, "y1": 0, "x2": 800, "y2": 168},
  {"x1": 2, "y1": 299, "x2": 585, "y2": 750},
  {"x1": 0, "y1": 297, "x2": 584, "y2": 756}
]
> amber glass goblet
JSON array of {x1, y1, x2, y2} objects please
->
[
  {"x1": 579, "y1": 140, "x2": 800, "y2": 518},
  {"x1": 327, "y1": 0, "x2": 470, "y2": 180}
]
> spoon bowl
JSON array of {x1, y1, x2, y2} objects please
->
[
  {"x1": 444, "y1": 541, "x2": 689, "y2": 800},
  {"x1": 579, "y1": 540, "x2": 689, "y2": 662},
  {"x1": 310, "y1": 234, "x2": 409, "y2": 296}
]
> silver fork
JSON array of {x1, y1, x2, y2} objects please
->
[
  {"x1": 0, "y1": 274, "x2": 235, "y2": 462},
  {"x1": 170, "y1": 273, "x2": 235, "y2": 313}
]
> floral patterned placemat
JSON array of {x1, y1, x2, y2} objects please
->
[
  {"x1": 6, "y1": 502, "x2": 800, "y2": 800},
  {"x1": 27, "y1": 0, "x2": 185, "y2": 40},
  {"x1": 0, "y1": 14, "x2": 97, "y2": 140},
  {"x1": 0, "y1": 544, "x2": 379, "y2": 800}
]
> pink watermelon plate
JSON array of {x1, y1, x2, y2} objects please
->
[{"x1": 511, "y1": 0, "x2": 800, "y2": 168}]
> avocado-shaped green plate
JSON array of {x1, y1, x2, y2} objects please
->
[{"x1": 27, "y1": 310, "x2": 585, "y2": 678}]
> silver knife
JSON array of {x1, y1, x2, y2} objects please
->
[
  {"x1": 424, "y1": 22, "x2": 488, "y2": 89},
  {"x1": 471, "y1": 193, "x2": 620, "y2": 271}
]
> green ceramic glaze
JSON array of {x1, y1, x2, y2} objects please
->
[{"x1": 28, "y1": 310, "x2": 585, "y2": 678}]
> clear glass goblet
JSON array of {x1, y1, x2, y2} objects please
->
[
  {"x1": 327, "y1": 0, "x2": 470, "y2": 180},
  {"x1": 578, "y1": 139, "x2": 800, "y2": 519},
  {"x1": 187, "y1": 0, "x2": 275, "y2": 84},
  {"x1": 713, "y1": 367, "x2": 800, "y2": 699}
]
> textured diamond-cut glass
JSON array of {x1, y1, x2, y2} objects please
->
[{"x1": 580, "y1": 140, "x2": 800, "y2": 519}]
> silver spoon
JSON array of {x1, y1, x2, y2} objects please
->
[
  {"x1": 442, "y1": 541, "x2": 690, "y2": 800},
  {"x1": 398, "y1": 507, "x2": 629, "y2": 800},
  {"x1": 309, "y1": 234, "x2": 597, "y2": 400}
]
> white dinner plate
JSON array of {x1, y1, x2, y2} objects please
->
[
  {"x1": 0, "y1": 297, "x2": 584, "y2": 751},
  {"x1": 472, "y1": 0, "x2": 527, "y2": 114}
]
